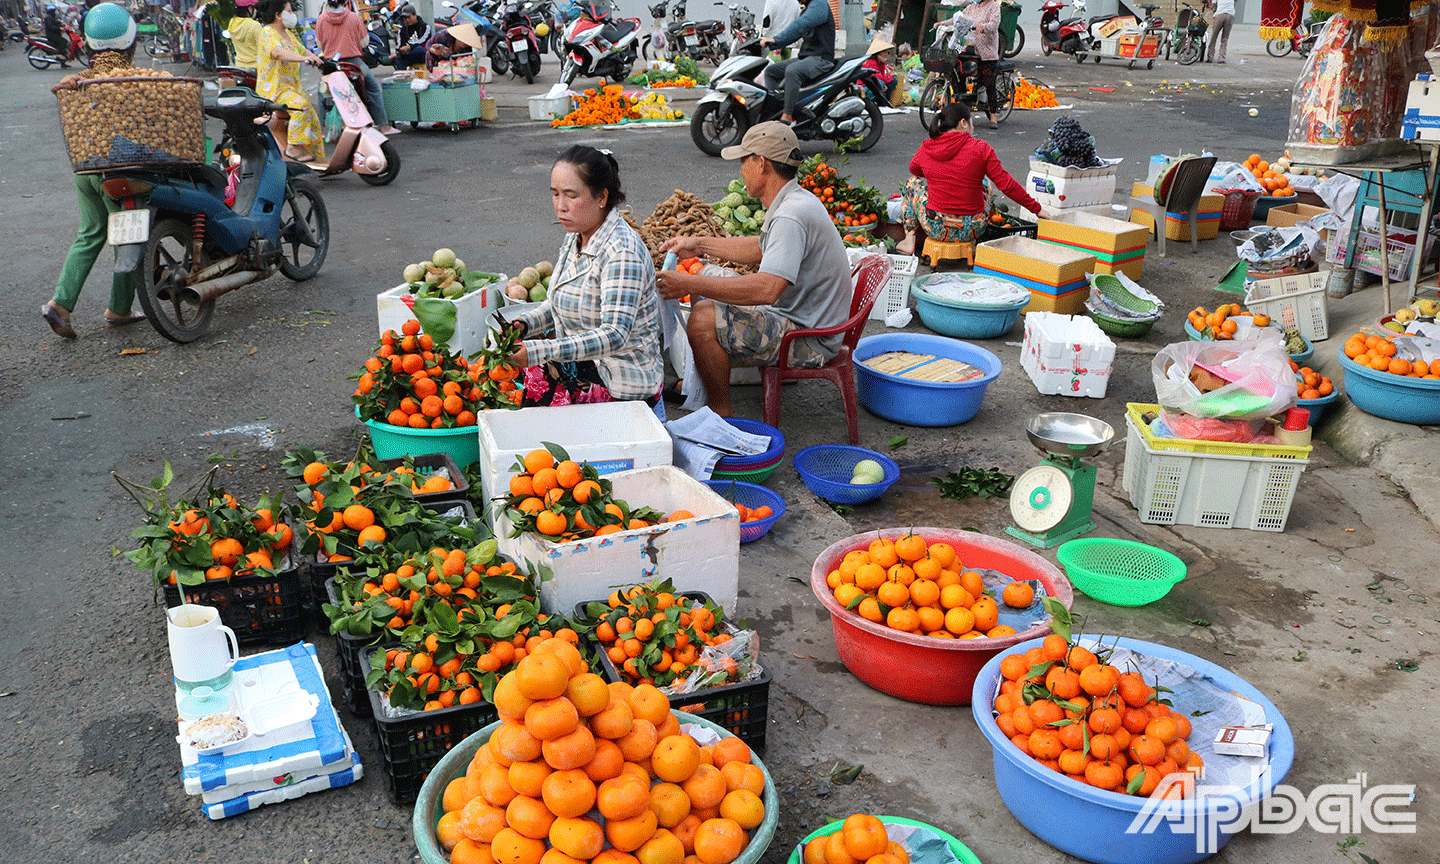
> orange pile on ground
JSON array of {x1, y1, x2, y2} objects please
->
[
  {"x1": 824, "y1": 532, "x2": 1037, "y2": 639},
  {"x1": 1344, "y1": 331, "x2": 1440, "y2": 378},
  {"x1": 435, "y1": 638, "x2": 767, "y2": 864},
  {"x1": 989, "y1": 634, "x2": 1203, "y2": 797},
  {"x1": 1013, "y1": 77, "x2": 1059, "y2": 109},
  {"x1": 552, "y1": 85, "x2": 640, "y2": 127}
]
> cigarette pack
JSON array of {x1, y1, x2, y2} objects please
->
[{"x1": 1213, "y1": 724, "x2": 1272, "y2": 758}]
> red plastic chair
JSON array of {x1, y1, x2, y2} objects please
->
[{"x1": 761, "y1": 254, "x2": 894, "y2": 445}]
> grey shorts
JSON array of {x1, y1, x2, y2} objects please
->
[{"x1": 714, "y1": 302, "x2": 829, "y2": 369}]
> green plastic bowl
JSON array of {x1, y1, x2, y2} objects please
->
[
  {"x1": 785, "y1": 815, "x2": 983, "y2": 864},
  {"x1": 1055, "y1": 538, "x2": 1187, "y2": 607},
  {"x1": 413, "y1": 712, "x2": 779, "y2": 864},
  {"x1": 357, "y1": 406, "x2": 480, "y2": 468},
  {"x1": 1088, "y1": 312, "x2": 1155, "y2": 339},
  {"x1": 712, "y1": 464, "x2": 780, "y2": 483}
]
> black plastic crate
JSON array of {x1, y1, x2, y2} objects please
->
[
  {"x1": 363, "y1": 645, "x2": 498, "y2": 805},
  {"x1": 327, "y1": 577, "x2": 386, "y2": 716},
  {"x1": 576, "y1": 592, "x2": 770, "y2": 753},
  {"x1": 980, "y1": 217, "x2": 1039, "y2": 242},
  {"x1": 163, "y1": 565, "x2": 305, "y2": 647},
  {"x1": 377, "y1": 452, "x2": 470, "y2": 507}
]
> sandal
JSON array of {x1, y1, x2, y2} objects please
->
[
  {"x1": 42, "y1": 304, "x2": 77, "y2": 339},
  {"x1": 105, "y1": 311, "x2": 147, "y2": 328}
]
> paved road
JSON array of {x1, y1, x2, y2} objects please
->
[{"x1": 0, "y1": 38, "x2": 1433, "y2": 864}]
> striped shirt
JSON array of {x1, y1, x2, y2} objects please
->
[{"x1": 513, "y1": 208, "x2": 664, "y2": 401}]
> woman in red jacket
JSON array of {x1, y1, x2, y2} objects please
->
[{"x1": 896, "y1": 102, "x2": 1049, "y2": 255}]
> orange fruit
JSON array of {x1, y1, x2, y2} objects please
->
[
  {"x1": 652, "y1": 734, "x2": 702, "y2": 783},
  {"x1": 549, "y1": 816, "x2": 605, "y2": 860},
  {"x1": 1001, "y1": 581, "x2": 1034, "y2": 608},
  {"x1": 693, "y1": 818, "x2": 748, "y2": 864},
  {"x1": 541, "y1": 769, "x2": 598, "y2": 819}
]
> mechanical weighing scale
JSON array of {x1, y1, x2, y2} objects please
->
[{"x1": 1006, "y1": 413, "x2": 1115, "y2": 548}]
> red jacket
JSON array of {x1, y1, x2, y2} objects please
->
[{"x1": 909, "y1": 129, "x2": 1040, "y2": 216}]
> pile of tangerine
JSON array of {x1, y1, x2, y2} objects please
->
[{"x1": 824, "y1": 533, "x2": 1037, "y2": 639}]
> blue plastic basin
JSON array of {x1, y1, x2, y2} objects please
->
[
  {"x1": 1296, "y1": 389, "x2": 1338, "y2": 425},
  {"x1": 854, "y1": 333, "x2": 1002, "y2": 426},
  {"x1": 911, "y1": 274, "x2": 1028, "y2": 339},
  {"x1": 972, "y1": 635, "x2": 1295, "y2": 864},
  {"x1": 1338, "y1": 347, "x2": 1440, "y2": 424}
]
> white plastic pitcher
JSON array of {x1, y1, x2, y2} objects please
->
[{"x1": 166, "y1": 605, "x2": 239, "y2": 692}]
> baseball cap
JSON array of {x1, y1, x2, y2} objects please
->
[{"x1": 721, "y1": 121, "x2": 803, "y2": 167}]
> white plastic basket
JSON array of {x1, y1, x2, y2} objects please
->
[
  {"x1": 1243, "y1": 272, "x2": 1329, "y2": 341},
  {"x1": 528, "y1": 94, "x2": 574, "y2": 121},
  {"x1": 869, "y1": 253, "x2": 920, "y2": 321},
  {"x1": 1121, "y1": 414, "x2": 1310, "y2": 532}
]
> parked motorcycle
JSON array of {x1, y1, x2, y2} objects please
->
[
  {"x1": 319, "y1": 58, "x2": 400, "y2": 184},
  {"x1": 1037, "y1": 0, "x2": 1088, "y2": 59},
  {"x1": 101, "y1": 88, "x2": 330, "y2": 343},
  {"x1": 642, "y1": 0, "x2": 726, "y2": 66},
  {"x1": 498, "y1": 0, "x2": 543, "y2": 83},
  {"x1": 26, "y1": 26, "x2": 88, "y2": 69},
  {"x1": 691, "y1": 37, "x2": 885, "y2": 156},
  {"x1": 725, "y1": 2, "x2": 754, "y2": 57},
  {"x1": 1266, "y1": 17, "x2": 1322, "y2": 57},
  {"x1": 559, "y1": 2, "x2": 641, "y2": 85},
  {"x1": 1172, "y1": 1, "x2": 1207, "y2": 65}
]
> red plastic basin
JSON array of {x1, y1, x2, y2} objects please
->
[{"x1": 810, "y1": 528, "x2": 1073, "y2": 706}]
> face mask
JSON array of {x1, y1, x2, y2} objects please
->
[{"x1": 281, "y1": 10, "x2": 298, "y2": 27}]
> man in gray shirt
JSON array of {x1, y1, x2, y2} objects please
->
[{"x1": 658, "y1": 122, "x2": 852, "y2": 416}]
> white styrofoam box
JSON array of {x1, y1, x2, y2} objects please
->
[
  {"x1": 1027, "y1": 171, "x2": 1118, "y2": 209},
  {"x1": 1121, "y1": 414, "x2": 1309, "y2": 532},
  {"x1": 1243, "y1": 271, "x2": 1329, "y2": 341},
  {"x1": 1403, "y1": 75, "x2": 1440, "y2": 140},
  {"x1": 529, "y1": 93, "x2": 574, "y2": 121},
  {"x1": 200, "y1": 724, "x2": 357, "y2": 804},
  {"x1": 515, "y1": 465, "x2": 740, "y2": 614},
  {"x1": 480, "y1": 402, "x2": 673, "y2": 550},
  {"x1": 376, "y1": 282, "x2": 501, "y2": 357},
  {"x1": 203, "y1": 752, "x2": 363, "y2": 819},
  {"x1": 1029, "y1": 159, "x2": 1120, "y2": 181},
  {"x1": 1021, "y1": 312, "x2": 1116, "y2": 398}
]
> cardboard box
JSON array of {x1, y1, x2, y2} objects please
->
[
  {"x1": 376, "y1": 281, "x2": 501, "y2": 357},
  {"x1": 1214, "y1": 725, "x2": 1273, "y2": 758},
  {"x1": 1129, "y1": 183, "x2": 1221, "y2": 241},
  {"x1": 513, "y1": 466, "x2": 740, "y2": 613},
  {"x1": 1265, "y1": 203, "x2": 1331, "y2": 239},
  {"x1": 1022, "y1": 312, "x2": 1115, "y2": 398},
  {"x1": 974, "y1": 235, "x2": 1095, "y2": 289},
  {"x1": 479, "y1": 402, "x2": 673, "y2": 552}
]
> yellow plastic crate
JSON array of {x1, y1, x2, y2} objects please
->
[{"x1": 1126, "y1": 404, "x2": 1311, "y2": 460}]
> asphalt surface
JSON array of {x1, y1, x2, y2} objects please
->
[{"x1": 0, "y1": 33, "x2": 1434, "y2": 864}]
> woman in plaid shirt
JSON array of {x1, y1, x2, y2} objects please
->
[{"x1": 507, "y1": 146, "x2": 664, "y2": 408}]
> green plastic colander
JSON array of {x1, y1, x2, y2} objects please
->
[
  {"x1": 1055, "y1": 538, "x2": 1187, "y2": 607},
  {"x1": 1091, "y1": 273, "x2": 1158, "y2": 315}
]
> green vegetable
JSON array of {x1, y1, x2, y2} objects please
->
[{"x1": 929, "y1": 467, "x2": 1015, "y2": 501}]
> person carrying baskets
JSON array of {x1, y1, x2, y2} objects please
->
[{"x1": 42, "y1": 2, "x2": 153, "y2": 339}]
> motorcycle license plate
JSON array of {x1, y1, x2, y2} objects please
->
[
  {"x1": 684, "y1": 34, "x2": 698, "y2": 46},
  {"x1": 107, "y1": 209, "x2": 149, "y2": 246},
  {"x1": 512, "y1": 40, "x2": 527, "y2": 51}
]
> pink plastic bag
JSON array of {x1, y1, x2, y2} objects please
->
[{"x1": 1160, "y1": 410, "x2": 1268, "y2": 443}]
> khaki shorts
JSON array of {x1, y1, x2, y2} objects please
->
[{"x1": 714, "y1": 302, "x2": 829, "y2": 369}]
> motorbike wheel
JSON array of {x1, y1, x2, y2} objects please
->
[
  {"x1": 691, "y1": 101, "x2": 748, "y2": 157},
  {"x1": 560, "y1": 55, "x2": 578, "y2": 85},
  {"x1": 527, "y1": 51, "x2": 541, "y2": 83},
  {"x1": 709, "y1": 42, "x2": 728, "y2": 66},
  {"x1": 278, "y1": 179, "x2": 329, "y2": 281},
  {"x1": 1177, "y1": 37, "x2": 1201, "y2": 65},
  {"x1": 918, "y1": 77, "x2": 948, "y2": 134},
  {"x1": 1147, "y1": 59, "x2": 1155, "y2": 69},
  {"x1": 361, "y1": 140, "x2": 401, "y2": 186},
  {"x1": 849, "y1": 97, "x2": 884, "y2": 152},
  {"x1": 1003, "y1": 26, "x2": 1024, "y2": 59},
  {"x1": 1266, "y1": 37, "x2": 1292, "y2": 57},
  {"x1": 490, "y1": 45, "x2": 510, "y2": 77},
  {"x1": 641, "y1": 35, "x2": 655, "y2": 61},
  {"x1": 1041, "y1": 41, "x2": 1052, "y2": 56},
  {"x1": 551, "y1": 30, "x2": 564, "y2": 56},
  {"x1": 27, "y1": 47, "x2": 50, "y2": 69},
  {"x1": 136, "y1": 218, "x2": 215, "y2": 344}
]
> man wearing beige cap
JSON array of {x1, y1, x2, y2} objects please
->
[{"x1": 657, "y1": 122, "x2": 851, "y2": 417}]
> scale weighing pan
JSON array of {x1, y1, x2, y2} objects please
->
[{"x1": 1025, "y1": 413, "x2": 1115, "y2": 459}]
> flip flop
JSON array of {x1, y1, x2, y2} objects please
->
[
  {"x1": 105, "y1": 311, "x2": 147, "y2": 328},
  {"x1": 41, "y1": 304, "x2": 77, "y2": 339}
]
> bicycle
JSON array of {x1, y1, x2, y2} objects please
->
[
  {"x1": 917, "y1": 45, "x2": 1015, "y2": 133},
  {"x1": 142, "y1": 5, "x2": 181, "y2": 59}
]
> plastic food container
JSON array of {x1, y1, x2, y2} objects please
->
[
  {"x1": 1338, "y1": 348, "x2": 1440, "y2": 425},
  {"x1": 1054, "y1": 538, "x2": 1186, "y2": 606},
  {"x1": 704, "y1": 478, "x2": 786, "y2": 542},
  {"x1": 785, "y1": 816, "x2": 983, "y2": 864},
  {"x1": 971, "y1": 635, "x2": 1294, "y2": 864},
  {"x1": 359, "y1": 407, "x2": 480, "y2": 468},
  {"x1": 854, "y1": 333, "x2": 1002, "y2": 426},
  {"x1": 809, "y1": 528, "x2": 1073, "y2": 705},
  {"x1": 911, "y1": 274, "x2": 1029, "y2": 339},
  {"x1": 792, "y1": 445, "x2": 899, "y2": 505},
  {"x1": 1296, "y1": 388, "x2": 1339, "y2": 425}
]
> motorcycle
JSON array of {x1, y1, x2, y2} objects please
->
[
  {"x1": 319, "y1": 58, "x2": 401, "y2": 184},
  {"x1": 1037, "y1": 0, "x2": 1088, "y2": 60},
  {"x1": 642, "y1": 0, "x2": 726, "y2": 66},
  {"x1": 1266, "y1": 18, "x2": 1322, "y2": 58},
  {"x1": 498, "y1": 0, "x2": 543, "y2": 83},
  {"x1": 725, "y1": 2, "x2": 754, "y2": 56},
  {"x1": 691, "y1": 37, "x2": 885, "y2": 157},
  {"x1": 26, "y1": 26, "x2": 88, "y2": 69},
  {"x1": 101, "y1": 88, "x2": 330, "y2": 343},
  {"x1": 1171, "y1": 2, "x2": 1207, "y2": 65},
  {"x1": 559, "y1": 2, "x2": 641, "y2": 85}
]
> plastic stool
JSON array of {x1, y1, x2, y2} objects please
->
[{"x1": 922, "y1": 238, "x2": 974, "y2": 267}]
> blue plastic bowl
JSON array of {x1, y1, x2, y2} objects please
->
[
  {"x1": 854, "y1": 333, "x2": 1002, "y2": 426},
  {"x1": 792, "y1": 445, "x2": 899, "y2": 505},
  {"x1": 971, "y1": 635, "x2": 1295, "y2": 864},
  {"x1": 1183, "y1": 321, "x2": 1311, "y2": 363},
  {"x1": 357, "y1": 407, "x2": 480, "y2": 468},
  {"x1": 911, "y1": 274, "x2": 1028, "y2": 339},
  {"x1": 1296, "y1": 389, "x2": 1338, "y2": 425},
  {"x1": 714, "y1": 417, "x2": 785, "y2": 471},
  {"x1": 704, "y1": 479, "x2": 785, "y2": 542},
  {"x1": 1338, "y1": 347, "x2": 1440, "y2": 424}
]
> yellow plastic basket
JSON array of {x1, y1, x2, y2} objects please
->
[{"x1": 1126, "y1": 403, "x2": 1311, "y2": 460}]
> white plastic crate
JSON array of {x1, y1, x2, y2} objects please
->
[
  {"x1": 1021, "y1": 312, "x2": 1115, "y2": 398},
  {"x1": 512, "y1": 465, "x2": 740, "y2": 613},
  {"x1": 376, "y1": 282, "x2": 501, "y2": 356},
  {"x1": 528, "y1": 94, "x2": 574, "y2": 121},
  {"x1": 872, "y1": 253, "x2": 919, "y2": 320},
  {"x1": 1243, "y1": 271, "x2": 1329, "y2": 341},
  {"x1": 1121, "y1": 413, "x2": 1310, "y2": 532},
  {"x1": 479, "y1": 402, "x2": 673, "y2": 551},
  {"x1": 1328, "y1": 229, "x2": 1425, "y2": 283}
]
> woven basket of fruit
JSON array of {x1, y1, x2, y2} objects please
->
[{"x1": 57, "y1": 74, "x2": 205, "y2": 172}]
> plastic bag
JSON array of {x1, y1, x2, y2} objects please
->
[
  {"x1": 1152, "y1": 339, "x2": 1298, "y2": 421},
  {"x1": 663, "y1": 627, "x2": 762, "y2": 696},
  {"x1": 1211, "y1": 166, "x2": 1264, "y2": 194},
  {"x1": 1237, "y1": 225, "x2": 1321, "y2": 265},
  {"x1": 1159, "y1": 410, "x2": 1269, "y2": 443}
]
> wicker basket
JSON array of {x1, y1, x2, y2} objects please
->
[
  {"x1": 479, "y1": 97, "x2": 498, "y2": 121},
  {"x1": 56, "y1": 75, "x2": 205, "y2": 173},
  {"x1": 922, "y1": 45, "x2": 958, "y2": 73}
]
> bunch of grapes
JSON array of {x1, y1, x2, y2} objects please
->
[{"x1": 1038, "y1": 116, "x2": 1102, "y2": 168}]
